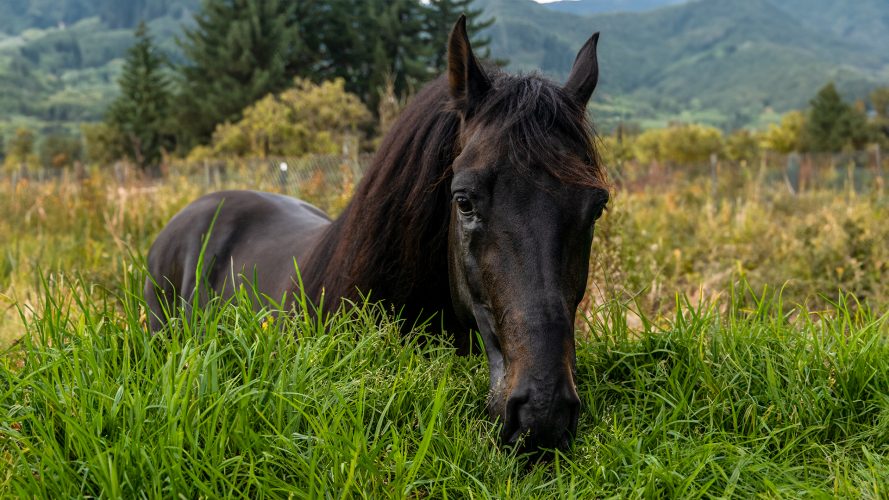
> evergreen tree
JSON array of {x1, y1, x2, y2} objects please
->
[
  {"x1": 311, "y1": 0, "x2": 432, "y2": 112},
  {"x1": 175, "y1": 0, "x2": 298, "y2": 147},
  {"x1": 805, "y1": 83, "x2": 870, "y2": 152},
  {"x1": 107, "y1": 21, "x2": 173, "y2": 171},
  {"x1": 872, "y1": 87, "x2": 889, "y2": 142},
  {"x1": 424, "y1": 0, "x2": 494, "y2": 73},
  {"x1": 173, "y1": 0, "x2": 498, "y2": 148}
]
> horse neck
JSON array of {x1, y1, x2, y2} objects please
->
[{"x1": 302, "y1": 79, "x2": 460, "y2": 317}]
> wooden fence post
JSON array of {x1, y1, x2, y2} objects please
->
[
  {"x1": 710, "y1": 153, "x2": 718, "y2": 202},
  {"x1": 877, "y1": 143, "x2": 883, "y2": 195}
]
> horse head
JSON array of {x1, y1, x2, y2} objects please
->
[{"x1": 445, "y1": 16, "x2": 609, "y2": 452}]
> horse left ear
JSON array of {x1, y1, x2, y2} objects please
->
[
  {"x1": 564, "y1": 32, "x2": 600, "y2": 107},
  {"x1": 448, "y1": 15, "x2": 491, "y2": 116}
]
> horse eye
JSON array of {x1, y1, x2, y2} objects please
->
[{"x1": 454, "y1": 194, "x2": 474, "y2": 215}]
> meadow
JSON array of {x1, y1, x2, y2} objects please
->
[{"x1": 1, "y1": 160, "x2": 887, "y2": 497}]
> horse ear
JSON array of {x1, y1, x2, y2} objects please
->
[
  {"x1": 564, "y1": 32, "x2": 600, "y2": 106},
  {"x1": 448, "y1": 15, "x2": 491, "y2": 116}
]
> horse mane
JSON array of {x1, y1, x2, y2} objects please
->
[{"x1": 299, "y1": 69, "x2": 606, "y2": 324}]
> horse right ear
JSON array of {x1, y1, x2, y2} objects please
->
[
  {"x1": 564, "y1": 32, "x2": 600, "y2": 107},
  {"x1": 448, "y1": 15, "x2": 491, "y2": 117}
]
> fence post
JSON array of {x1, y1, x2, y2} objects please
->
[
  {"x1": 279, "y1": 161, "x2": 289, "y2": 191},
  {"x1": 710, "y1": 153, "x2": 718, "y2": 202},
  {"x1": 877, "y1": 143, "x2": 883, "y2": 195}
]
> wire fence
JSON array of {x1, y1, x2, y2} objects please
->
[
  {"x1": 3, "y1": 147, "x2": 886, "y2": 202},
  {"x1": 610, "y1": 148, "x2": 886, "y2": 197}
]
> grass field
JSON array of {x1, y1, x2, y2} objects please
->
[{"x1": 1, "y1": 166, "x2": 888, "y2": 496}]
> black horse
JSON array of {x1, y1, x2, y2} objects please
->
[{"x1": 146, "y1": 17, "x2": 608, "y2": 452}]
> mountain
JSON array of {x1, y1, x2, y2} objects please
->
[
  {"x1": 0, "y1": 0, "x2": 197, "y2": 137},
  {"x1": 0, "y1": 0, "x2": 199, "y2": 34},
  {"x1": 771, "y1": 0, "x2": 889, "y2": 57},
  {"x1": 542, "y1": 0, "x2": 687, "y2": 15},
  {"x1": 479, "y1": 0, "x2": 889, "y2": 129},
  {"x1": 1, "y1": 0, "x2": 888, "y2": 137}
]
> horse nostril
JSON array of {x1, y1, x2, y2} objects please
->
[
  {"x1": 503, "y1": 392, "x2": 529, "y2": 443},
  {"x1": 501, "y1": 388, "x2": 580, "y2": 450}
]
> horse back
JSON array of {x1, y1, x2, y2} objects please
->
[{"x1": 144, "y1": 190, "x2": 330, "y2": 330}]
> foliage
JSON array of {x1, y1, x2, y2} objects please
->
[
  {"x1": 0, "y1": 0, "x2": 200, "y2": 34},
  {"x1": 873, "y1": 87, "x2": 889, "y2": 120},
  {"x1": 760, "y1": 110, "x2": 805, "y2": 153},
  {"x1": 38, "y1": 132, "x2": 83, "y2": 168},
  {"x1": 1, "y1": 152, "x2": 888, "y2": 495},
  {"x1": 81, "y1": 122, "x2": 125, "y2": 166},
  {"x1": 1, "y1": 267, "x2": 888, "y2": 496},
  {"x1": 477, "y1": 0, "x2": 889, "y2": 130},
  {"x1": 175, "y1": 0, "x2": 299, "y2": 147},
  {"x1": 1, "y1": 127, "x2": 39, "y2": 172},
  {"x1": 208, "y1": 78, "x2": 371, "y2": 158},
  {"x1": 630, "y1": 124, "x2": 723, "y2": 165},
  {"x1": 804, "y1": 83, "x2": 871, "y2": 152},
  {"x1": 723, "y1": 128, "x2": 760, "y2": 163},
  {"x1": 424, "y1": 0, "x2": 495, "y2": 72},
  {"x1": 871, "y1": 86, "x2": 889, "y2": 144},
  {"x1": 106, "y1": 22, "x2": 174, "y2": 171}
]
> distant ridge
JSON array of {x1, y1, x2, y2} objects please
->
[
  {"x1": 479, "y1": 0, "x2": 889, "y2": 129},
  {"x1": 543, "y1": 0, "x2": 687, "y2": 15}
]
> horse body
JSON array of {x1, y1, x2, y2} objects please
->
[
  {"x1": 146, "y1": 16, "x2": 607, "y2": 452},
  {"x1": 144, "y1": 190, "x2": 329, "y2": 330}
]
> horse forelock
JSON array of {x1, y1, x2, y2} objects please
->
[{"x1": 469, "y1": 71, "x2": 608, "y2": 191}]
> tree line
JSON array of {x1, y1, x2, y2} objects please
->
[
  {"x1": 94, "y1": 0, "x2": 492, "y2": 171},
  {"x1": 604, "y1": 83, "x2": 889, "y2": 167},
  {"x1": 3, "y1": 0, "x2": 889, "y2": 173}
]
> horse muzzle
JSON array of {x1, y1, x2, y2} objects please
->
[{"x1": 498, "y1": 374, "x2": 581, "y2": 452}]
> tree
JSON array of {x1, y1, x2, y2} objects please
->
[
  {"x1": 424, "y1": 0, "x2": 494, "y2": 73},
  {"x1": 872, "y1": 87, "x2": 889, "y2": 120},
  {"x1": 661, "y1": 124, "x2": 723, "y2": 165},
  {"x1": 633, "y1": 128, "x2": 668, "y2": 164},
  {"x1": 761, "y1": 111, "x2": 805, "y2": 154},
  {"x1": 208, "y1": 78, "x2": 371, "y2": 158},
  {"x1": 804, "y1": 82, "x2": 871, "y2": 152},
  {"x1": 632, "y1": 124, "x2": 723, "y2": 165},
  {"x1": 724, "y1": 129, "x2": 760, "y2": 163},
  {"x1": 312, "y1": 0, "x2": 433, "y2": 112},
  {"x1": 82, "y1": 123, "x2": 126, "y2": 166},
  {"x1": 39, "y1": 133, "x2": 83, "y2": 168},
  {"x1": 175, "y1": 0, "x2": 298, "y2": 147},
  {"x1": 174, "y1": 0, "x2": 497, "y2": 147},
  {"x1": 871, "y1": 87, "x2": 889, "y2": 143},
  {"x1": 2, "y1": 128, "x2": 38, "y2": 173},
  {"x1": 107, "y1": 21, "x2": 174, "y2": 171}
]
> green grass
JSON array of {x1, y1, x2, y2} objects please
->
[{"x1": 2, "y1": 265, "x2": 888, "y2": 497}]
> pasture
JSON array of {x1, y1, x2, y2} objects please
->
[{"x1": 1, "y1": 164, "x2": 888, "y2": 497}]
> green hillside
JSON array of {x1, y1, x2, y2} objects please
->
[
  {"x1": 1, "y1": 0, "x2": 887, "y2": 137},
  {"x1": 0, "y1": 0, "x2": 196, "y2": 136},
  {"x1": 481, "y1": 0, "x2": 889, "y2": 129},
  {"x1": 772, "y1": 0, "x2": 889, "y2": 56},
  {"x1": 544, "y1": 0, "x2": 686, "y2": 15}
]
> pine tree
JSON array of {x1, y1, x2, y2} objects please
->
[
  {"x1": 175, "y1": 0, "x2": 298, "y2": 147},
  {"x1": 314, "y1": 0, "x2": 432, "y2": 112},
  {"x1": 805, "y1": 83, "x2": 871, "y2": 152},
  {"x1": 424, "y1": 0, "x2": 495, "y2": 73},
  {"x1": 107, "y1": 21, "x2": 173, "y2": 171}
]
